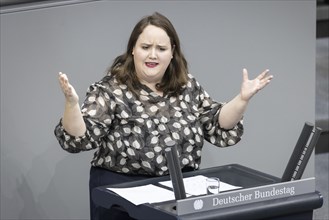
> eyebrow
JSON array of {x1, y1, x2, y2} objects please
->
[{"x1": 140, "y1": 43, "x2": 169, "y2": 47}]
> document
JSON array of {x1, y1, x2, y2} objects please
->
[
  {"x1": 107, "y1": 184, "x2": 175, "y2": 205},
  {"x1": 107, "y1": 175, "x2": 242, "y2": 206},
  {"x1": 159, "y1": 175, "x2": 242, "y2": 196}
]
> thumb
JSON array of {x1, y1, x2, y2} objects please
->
[{"x1": 242, "y1": 68, "x2": 249, "y2": 82}]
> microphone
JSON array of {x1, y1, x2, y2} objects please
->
[{"x1": 165, "y1": 141, "x2": 186, "y2": 200}]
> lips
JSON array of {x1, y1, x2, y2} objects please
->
[{"x1": 145, "y1": 62, "x2": 158, "y2": 68}]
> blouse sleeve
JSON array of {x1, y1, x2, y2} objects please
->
[
  {"x1": 193, "y1": 78, "x2": 244, "y2": 147},
  {"x1": 54, "y1": 80, "x2": 115, "y2": 153}
]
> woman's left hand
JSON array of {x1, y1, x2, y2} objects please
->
[{"x1": 240, "y1": 68, "x2": 273, "y2": 101}]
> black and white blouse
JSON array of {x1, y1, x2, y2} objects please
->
[{"x1": 54, "y1": 73, "x2": 243, "y2": 176}]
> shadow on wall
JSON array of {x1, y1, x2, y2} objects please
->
[
  {"x1": 2, "y1": 157, "x2": 48, "y2": 218},
  {"x1": 17, "y1": 178, "x2": 48, "y2": 218},
  {"x1": 37, "y1": 144, "x2": 92, "y2": 219},
  {"x1": 2, "y1": 143, "x2": 91, "y2": 219}
]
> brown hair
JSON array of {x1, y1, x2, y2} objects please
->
[{"x1": 108, "y1": 12, "x2": 189, "y2": 97}]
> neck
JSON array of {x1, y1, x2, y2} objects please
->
[{"x1": 141, "y1": 81, "x2": 163, "y2": 96}]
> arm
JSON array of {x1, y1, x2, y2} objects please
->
[
  {"x1": 219, "y1": 68, "x2": 273, "y2": 129},
  {"x1": 58, "y1": 72, "x2": 86, "y2": 137}
]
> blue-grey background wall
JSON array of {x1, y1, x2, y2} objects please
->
[{"x1": 0, "y1": 0, "x2": 316, "y2": 219}]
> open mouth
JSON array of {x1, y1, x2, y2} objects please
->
[{"x1": 145, "y1": 62, "x2": 159, "y2": 68}]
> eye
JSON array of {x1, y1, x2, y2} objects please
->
[
  {"x1": 159, "y1": 47, "x2": 167, "y2": 51},
  {"x1": 142, "y1": 45, "x2": 149, "y2": 50}
]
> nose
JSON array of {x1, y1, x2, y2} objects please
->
[{"x1": 149, "y1": 48, "x2": 157, "y2": 59}]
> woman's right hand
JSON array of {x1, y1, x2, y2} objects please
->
[{"x1": 58, "y1": 72, "x2": 79, "y2": 106}]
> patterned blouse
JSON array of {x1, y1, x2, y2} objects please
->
[{"x1": 54, "y1": 73, "x2": 244, "y2": 176}]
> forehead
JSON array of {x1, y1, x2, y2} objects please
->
[{"x1": 137, "y1": 25, "x2": 171, "y2": 44}]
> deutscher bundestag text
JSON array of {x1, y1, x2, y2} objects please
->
[{"x1": 213, "y1": 186, "x2": 295, "y2": 206}]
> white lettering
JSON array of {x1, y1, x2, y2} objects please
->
[
  {"x1": 212, "y1": 193, "x2": 253, "y2": 207},
  {"x1": 254, "y1": 190, "x2": 261, "y2": 199},
  {"x1": 213, "y1": 198, "x2": 219, "y2": 206},
  {"x1": 254, "y1": 186, "x2": 295, "y2": 199}
]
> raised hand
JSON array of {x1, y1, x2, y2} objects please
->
[
  {"x1": 58, "y1": 72, "x2": 79, "y2": 106},
  {"x1": 240, "y1": 68, "x2": 273, "y2": 101}
]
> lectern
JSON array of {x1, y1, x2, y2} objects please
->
[
  {"x1": 92, "y1": 123, "x2": 323, "y2": 219},
  {"x1": 92, "y1": 164, "x2": 323, "y2": 220}
]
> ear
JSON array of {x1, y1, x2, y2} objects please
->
[{"x1": 171, "y1": 45, "x2": 175, "y2": 58}]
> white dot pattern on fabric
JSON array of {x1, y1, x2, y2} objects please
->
[{"x1": 54, "y1": 73, "x2": 243, "y2": 176}]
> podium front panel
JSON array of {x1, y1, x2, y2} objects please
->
[{"x1": 92, "y1": 164, "x2": 323, "y2": 220}]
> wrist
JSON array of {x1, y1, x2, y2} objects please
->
[
  {"x1": 238, "y1": 94, "x2": 250, "y2": 105},
  {"x1": 65, "y1": 99, "x2": 79, "y2": 109}
]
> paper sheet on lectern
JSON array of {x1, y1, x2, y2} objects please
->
[
  {"x1": 107, "y1": 184, "x2": 175, "y2": 205},
  {"x1": 159, "y1": 175, "x2": 242, "y2": 196},
  {"x1": 107, "y1": 175, "x2": 242, "y2": 206}
]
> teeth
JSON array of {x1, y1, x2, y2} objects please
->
[{"x1": 146, "y1": 62, "x2": 157, "y2": 67}]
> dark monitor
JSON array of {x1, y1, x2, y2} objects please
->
[{"x1": 281, "y1": 122, "x2": 322, "y2": 182}]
